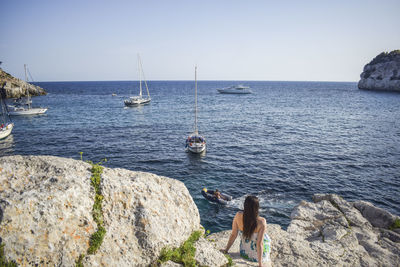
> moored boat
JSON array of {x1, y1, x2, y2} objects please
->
[
  {"x1": 8, "y1": 64, "x2": 48, "y2": 116},
  {"x1": 217, "y1": 84, "x2": 252, "y2": 94},
  {"x1": 186, "y1": 66, "x2": 206, "y2": 154},
  {"x1": 124, "y1": 55, "x2": 151, "y2": 106},
  {"x1": 0, "y1": 83, "x2": 14, "y2": 140}
]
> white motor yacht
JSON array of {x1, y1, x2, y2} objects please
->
[{"x1": 217, "y1": 85, "x2": 252, "y2": 94}]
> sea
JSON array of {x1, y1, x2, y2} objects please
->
[{"x1": 1, "y1": 81, "x2": 399, "y2": 233}]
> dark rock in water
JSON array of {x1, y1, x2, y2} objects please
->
[
  {"x1": 358, "y1": 50, "x2": 400, "y2": 92},
  {"x1": 0, "y1": 68, "x2": 47, "y2": 98}
]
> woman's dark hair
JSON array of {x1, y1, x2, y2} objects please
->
[{"x1": 243, "y1": 195, "x2": 259, "y2": 240}]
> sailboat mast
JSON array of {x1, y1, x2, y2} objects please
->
[
  {"x1": 138, "y1": 55, "x2": 142, "y2": 97},
  {"x1": 194, "y1": 66, "x2": 198, "y2": 134},
  {"x1": 24, "y1": 64, "x2": 31, "y2": 109},
  {"x1": 138, "y1": 55, "x2": 150, "y2": 98}
]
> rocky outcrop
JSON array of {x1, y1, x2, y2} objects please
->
[
  {"x1": 1, "y1": 155, "x2": 399, "y2": 266},
  {"x1": 358, "y1": 50, "x2": 400, "y2": 92},
  {"x1": 0, "y1": 68, "x2": 47, "y2": 98},
  {"x1": 0, "y1": 155, "x2": 200, "y2": 266},
  {"x1": 209, "y1": 194, "x2": 400, "y2": 267}
]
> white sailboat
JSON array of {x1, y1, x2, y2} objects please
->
[
  {"x1": 124, "y1": 55, "x2": 151, "y2": 106},
  {"x1": 8, "y1": 64, "x2": 48, "y2": 116},
  {"x1": 185, "y1": 66, "x2": 206, "y2": 154},
  {"x1": 0, "y1": 84, "x2": 14, "y2": 140}
]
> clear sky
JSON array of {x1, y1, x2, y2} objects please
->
[{"x1": 1, "y1": 0, "x2": 399, "y2": 81}]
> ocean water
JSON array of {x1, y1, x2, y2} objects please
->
[{"x1": 1, "y1": 81, "x2": 399, "y2": 233}]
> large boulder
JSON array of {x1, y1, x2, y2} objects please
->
[
  {"x1": 358, "y1": 50, "x2": 400, "y2": 92},
  {"x1": 0, "y1": 155, "x2": 201, "y2": 266}
]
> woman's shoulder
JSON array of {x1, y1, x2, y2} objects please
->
[
  {"x1": 234, "y1": 211, "x2": 243, "y2": 219},
  {"x1": 257, "y1": 216, "x2": 267, "y2": 227}
]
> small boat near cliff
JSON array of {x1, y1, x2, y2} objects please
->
[
  {"x1": 217, "y1": 85, "x2": 252, "y2": 94},
  {"x1": 201, "y1": 188, "x2": 232, "y2": 205},
  {"x1": 8, "y1": 64, "x2": 48, "y2": 116},
  {"x1": 124, "y1": 55, "x2": 151, "y2": 106},
  {"x1": 0, "y1": 84, "x2": 14, "y2": 140}
]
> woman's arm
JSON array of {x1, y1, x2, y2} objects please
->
[
  {"x1": 256, "y1": 218, "x2": 267, "y2": 267},
  {"x1": 223, "y1": 212, "x2": 239, "y2": 253}
]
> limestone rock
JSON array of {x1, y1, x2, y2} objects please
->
[
  {"x1": 0, "y1": 155, "x2": 95, "y2": 266},
  {"x1": 353, "y1": 200, "x2": 397, "y2": 229},
  {"x1": 210, "y1": 194, "x2": 399, "y2": 267},
  {"x1": 84, "y1": 167, "x2": 201, "y2": 266},
  {"x1": 194, "y1": 237, "x2": 228, "y2": 267},
  {"x1": 160, "y1": 261, "x2": 183, "y2": 267},
  {"x1": 0, "y1": 155, "x2": 201, "y2": 266},
  {"x1": 2, "y1": 156, "x2": 399, "y2": 266},
  {"x1": 0, "y1": 68, "x2": 46, "y2": 98},
  {"x1": 358, "y1": 50, "x2": 400, "y2": 92}
]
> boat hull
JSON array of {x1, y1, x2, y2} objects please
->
[
  {"x1": 0, "y1": 123, "x2": 14, "y2": 139},
  {"x1": 187, "y1": 143, "x2": 206, "y2": 153},
  {"x1": 186, "y1": 133, "x2": 206, "y2": 154},
  {"x1": 9, "y1": 108, "x2": 48, "y2": 116},
  {"x1": 201, "y1": 189, "x2": 232, "y2": 205},
  {"x1": 217, "y1": 89, "x2": 252, "y2": 94},
  {"x1": 124, "y1": 97, "x2": 151, "y2": 106}
]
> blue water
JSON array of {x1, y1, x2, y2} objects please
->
[{"x1": 1, "y1": 81, "x2": 399, "y2": 233}]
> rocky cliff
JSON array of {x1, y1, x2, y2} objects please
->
[
  {"x1": 1, "y1": 155, "x2": 399, "y2": 266},
  {"x1": 0, "y1": 68, "x2": 47, "y2": 98},
  {"x1": 358, "y1": 50, "x2": 400, "y2": 92},
  {"x1": 210, "y1": 194, "x2": 400, "y2": 266},
  {"x1": 0, "y1": 156, "x2": 201, "y2": 266}
]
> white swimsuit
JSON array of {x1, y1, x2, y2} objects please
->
[{"x1": 239, "y1": 230, "x2": 271, "y2": 263}]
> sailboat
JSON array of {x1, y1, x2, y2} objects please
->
[
  {"x1": 124, "y1": 55, "x2": 151, "y2": 106},
  {"x1": 8, "y1": 64, "x2": 48, "y2": 116},
  {"x1": 185, "y1": 66, "x2": 206, "y2": 154},
  {"x1": 0, "y1": 83, "x2": 14, "y2": 140}
]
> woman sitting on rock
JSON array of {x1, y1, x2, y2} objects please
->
[{"x1": 222, "y1": 195, "x2": 271, "y2": 267}]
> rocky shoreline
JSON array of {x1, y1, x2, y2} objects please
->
[
  {"x1": 358, "y1": 50, "x2": 400, "y2": 92},
  {"x1": 1, "y1": 155, "x2": 399, "y2": 266},
  {"x1": 0, "y1": 68, "x2": 47, "y2": 98}
]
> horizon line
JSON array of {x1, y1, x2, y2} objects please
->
[{"x1": 33, "y1": 79, "x2": 358, "y2": 83}]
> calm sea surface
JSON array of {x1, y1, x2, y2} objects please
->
[{"x1": 1, "y1": 81, "x2": 399, "y2": 233}]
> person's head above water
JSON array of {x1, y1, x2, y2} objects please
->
[{"x1": 243, "y1": 195, "x2": 259, "y2": 239}]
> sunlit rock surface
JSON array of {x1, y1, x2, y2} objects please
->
[{"x1": 358, "y1": 50, "x2": 400, "y2": 92}]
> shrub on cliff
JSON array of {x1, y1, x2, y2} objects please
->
[{"x1": 369, "y1": 49, "x2": 400, "y2": 65}]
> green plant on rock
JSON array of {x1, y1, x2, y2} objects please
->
[
  {"x1": 158, "y1": 231, "x2": 202, "y2": 266},
  {"x1": 0, "y1": 243, "x2": 17, "y2": 267},
  {"x1": 87, "y1": 226, "x2": 106, "y2": 254},
  {"x1": 87, "y1": 160, "x2": 106, "y2": 255},
  {"x1": 203, "y1": 229, "x2": 210, "y2": 238},
  {"x1": 389, "y1": 218, "x2": 400, "y2": 230},
  {"x1": 75, "y1": 157, "x2": 107, "y2": 266},
  {"x1": 75, "y1": 254, "x2": 85, "y2": 267},
  {"x1": 224, "y1": 253, "x2": 233, "y2": 266}
]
